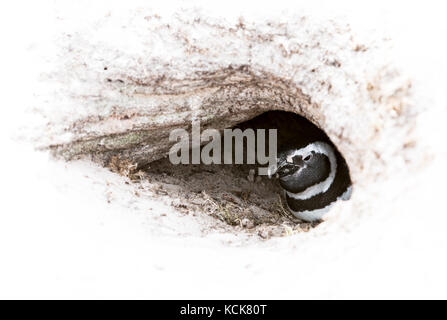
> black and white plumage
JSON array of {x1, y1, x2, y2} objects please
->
[
  {"x1": 269, "y1": 140, "x2": 352, "y2": 221},
  {"x1": 238, "y1": 111, "x2": 352, "y2": 222}
]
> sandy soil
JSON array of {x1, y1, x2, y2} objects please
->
[{"x1": 143, "y1": 156, "x2": 320, "y2": 239}]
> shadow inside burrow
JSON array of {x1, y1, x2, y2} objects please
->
[{"x1": 142, "y1": 111, "x2": 343, "y2": 235}]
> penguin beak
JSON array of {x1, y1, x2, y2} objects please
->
[{"x1": 276, "y1": 161, "x2": 300, "y2": 178}]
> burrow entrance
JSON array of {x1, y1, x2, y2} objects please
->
[{"x1": 129, "y1": 111, "x2": 352, "y2": 238}]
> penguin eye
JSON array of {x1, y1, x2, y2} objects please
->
[{"x1": 303, "y1": 154, "x2": 312, "y2": 161}]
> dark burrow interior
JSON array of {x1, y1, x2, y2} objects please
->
[{"x1": 141, "y1": 111, "x2": 351, "y2": 238}]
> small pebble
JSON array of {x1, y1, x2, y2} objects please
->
[
  {"x1": 241, "y1": 218, "x2": 255, "y2": 229},
  {"x1": 258, "y1": 230, "x2": 270, "y2": 239},
  {"x1": 247, "y1": 169, "x2": 255, "y2": 182}
]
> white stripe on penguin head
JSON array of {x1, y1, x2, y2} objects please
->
[{"x1": 285, "y1": 141, "x2": 337, "y2": 200}]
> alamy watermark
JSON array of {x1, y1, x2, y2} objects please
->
[{"x1": 168, "y1": 120, "x2": 277, "y2": 175}]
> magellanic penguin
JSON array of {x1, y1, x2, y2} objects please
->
[
  {"x1": 269, "y1": 140, "x2": 352, "y2": 222},
  {"x1": 237, "y1": 111, "x2": 352, "y2": 222}
]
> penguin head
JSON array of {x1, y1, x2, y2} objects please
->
[{"x1": 270, "y1": 141, "x2": 337, "y2": 195}]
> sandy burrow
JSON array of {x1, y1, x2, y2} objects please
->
[
  {"x1": 3, "y1": 0, "x2": 447, "y2": 298},
  {"x1": 27, "y1": 2, "x2": 430, "y2": 237}
]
